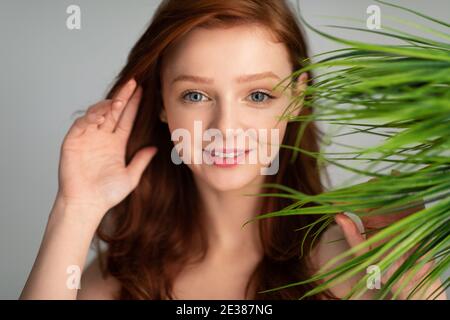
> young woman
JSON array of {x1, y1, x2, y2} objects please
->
[{"x1": 20, "y1": 0, "x2": 444, "y2": 300}]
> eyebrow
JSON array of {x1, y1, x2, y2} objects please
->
[{"x1": 171, "y1": 71, "x2": 281, "y2": 85}]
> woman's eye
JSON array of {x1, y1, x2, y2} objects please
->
[
  {"x1": 181, "y1": 90, "x2": 275, "y2": 104},
  {"x1": 249, "y1": 91, "x2": 275, "y2": 104},
  {"x1": 182, "y1": 91, "x2": 208, "y2": 103}
]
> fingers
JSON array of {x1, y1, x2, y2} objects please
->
[
  {"x1": 66, "y1": 101, "x2": 112, "y2": 138},
  {"x1": 114, "y1": 85, "x2": 143, "y2": 140},
  {"x1": 127, "y1": 146, "x2": 158, "y2": 188},
  {"x1": 99, "y1": 78, "x2": 138, "y2": 132},
  {"x1": 112, "y1": 78, "x2": 138, "y2": 102},
  {"x1": 85, "y1": 99, "x2": 112, "y2": 116},
  {"x1": 66, "y1": 78, "x2": 139, "y2": 139},
  {"x1": 361, "y1": 169, "x2": 422, "y2": 229},
  {"x1": 335, "y1": 213, "x2": 369, "y2": 257}
]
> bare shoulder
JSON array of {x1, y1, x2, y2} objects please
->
[
  {"x1": 310, "y1": 223, "x2": 372, "y2": 299},
  {"x1": 77, "y1": 253, "x2": 121, "y2": 300}
]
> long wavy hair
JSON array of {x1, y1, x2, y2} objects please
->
[{"x1": 95, "y1": 0, "x2": 334, "y2": 300}]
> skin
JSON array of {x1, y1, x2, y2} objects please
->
[
  {"x1": 160, "y1": 24, "x2": 300, "y2": 263},
  {"x1": 20, "y1": 24, "x2": 446, "y2": 300}
]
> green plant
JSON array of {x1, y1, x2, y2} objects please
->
[{"x1": 247, "y1": 0, "x2": 449, "y2": 299}]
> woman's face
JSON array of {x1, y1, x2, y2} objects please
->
[{"x1": 160, "y1": 24, "x2": 305, "y2": 192}]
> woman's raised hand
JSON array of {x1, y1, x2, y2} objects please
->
[{"x1": 57, "y1": 79, "x2": 157, "y2": 219}]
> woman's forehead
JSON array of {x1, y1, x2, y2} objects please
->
[{"x1": 161, "y1": 24, "x2": 292, "y2": 83}]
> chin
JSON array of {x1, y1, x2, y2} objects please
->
[{"x1": 190, "y1": 163, "x2": 264, "y2": 192}]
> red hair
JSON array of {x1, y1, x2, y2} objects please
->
[{"x1": 96, "y1": 0, "x2": 334, "y2": 300}]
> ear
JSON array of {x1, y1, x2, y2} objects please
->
[
  {"x1": 291, "y1": 72, "x2": 308, "y2": 97},
  {"x1": 289, "y1": 72, "x2": 308, "y2": 116},
  {"x1": 160, "y1": 108, "x2": 167, "y2": 123}
]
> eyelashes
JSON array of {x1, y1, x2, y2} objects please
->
[
  {"x1": 181, "y1": 90, "x2": 207, "y2": 103},
  {"x1": 250, "y1": 91, "x2": 276, "y2": 103},
  {"x1": 180, "y1": 90, "x2": 276, "y2": 105}
]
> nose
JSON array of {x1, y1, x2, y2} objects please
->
[{"x1": 208, "y1": 97, "x2": 241, "y2": 137}]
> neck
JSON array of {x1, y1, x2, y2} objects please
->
[{"x1": 194, "y1": 175, "x2": 265, "y2": 258}]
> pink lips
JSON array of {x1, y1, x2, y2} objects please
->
[{"x1": 203, "y1": 148, "x2": 250, "y2": 168}]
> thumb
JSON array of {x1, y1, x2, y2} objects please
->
[{"x1": 127, "y1": 146, "x2": 158, "y2": 188}]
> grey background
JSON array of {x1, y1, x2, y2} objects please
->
[{"x1": 0, "y1": 0, "x2": 448, "y2": 299}]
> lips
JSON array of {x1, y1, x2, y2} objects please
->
[
  {"x1": 210, "y1": 149, "x2": 246, "y2": 158},
  {"x1": 203, "y1": 148, "x2": 250, "y2": 166}
]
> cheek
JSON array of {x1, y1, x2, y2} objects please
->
[
  {"x1": 165, "y1": 103, "x2": 212, "y2": 130},
  {"x1": 244, "y1": 96, "x2": 292, "y2": 127},
  {"x1": 166, "y1": 108, "x2": 196, "y2": 135},
  {"x1": 253, "y1": 119, "x2": 288, "y2": 147},
  {"x1": 276, "y1": 122, "x2": 288, "y2": 143}
]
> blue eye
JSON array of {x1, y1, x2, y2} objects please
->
[
  {"x1": 181, "y1": 90, "x2": 275, "y2": 105},
  {"x1": 249, "y1": 91, "x2": 275, "y2": 103},
  {"x1": 182, "y1": 91, "x2": 208, "y2": 103}
]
